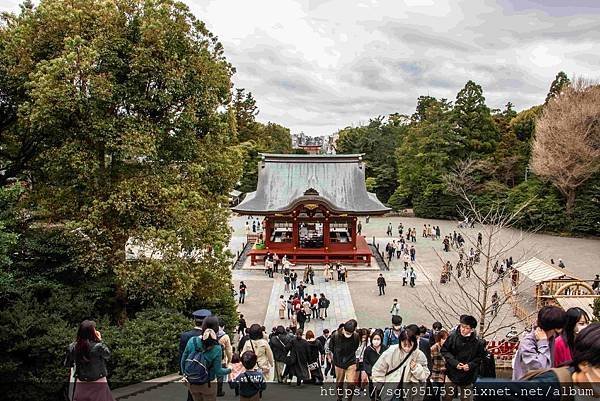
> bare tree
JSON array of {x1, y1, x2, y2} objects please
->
[
  {"x1": 532, "y1": 78, "x2": 600, "y2": 214},
  {"x1": 413, "y1": 162, "x2": 539, "y2": 339}
]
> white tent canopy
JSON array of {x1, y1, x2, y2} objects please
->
[{"x1": 514, "y1": 257, "x2": 580, "y2": 284}]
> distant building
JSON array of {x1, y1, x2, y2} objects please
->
[{"x1": 292, "y1": 132, "x2": 338, "y2": 155}]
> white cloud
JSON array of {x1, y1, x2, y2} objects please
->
[{"x1": 2, "y1": 0, "x2": 599, "y2": 136}]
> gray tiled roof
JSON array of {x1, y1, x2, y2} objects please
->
[{"x1": 232, "y1": 154, "x2": 390, "y2": 215}]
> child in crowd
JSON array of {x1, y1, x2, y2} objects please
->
[
  {"x1": 229, "y1": 351, "x2": 267, "y2": 401},
  {"x1": 229, "y1": 352, "x2": 245, "y2": 395}
]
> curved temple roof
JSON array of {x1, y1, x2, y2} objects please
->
[{"x1": 232, "y1": 154, "x2": 391, "y2": 215}]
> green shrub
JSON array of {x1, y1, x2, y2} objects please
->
[{"x1": 102, "y1": 308, "x2": 191, "y2": 387}]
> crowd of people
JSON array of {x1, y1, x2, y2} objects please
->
[{"x1": 62, "y1": 301, "x2": 599, "y2": 401}]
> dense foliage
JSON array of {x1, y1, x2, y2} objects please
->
[
  {"x1": 0, "y1": 0, "x2": 290, "y2": 399},
  {"x1": 337, "y1": 74, "x2": 599, "y2": 235}
]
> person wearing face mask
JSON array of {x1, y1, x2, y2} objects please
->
[
  {"x1": 440, "y1": 315, "x2": 485, "y2": 401},
  {"x1": 554, "y1": 307, "x2": 590, "y2": 367},
  {"x1": 329, "y1": 319, "x2": 361, "y2": 401},
  {"x1": 371, "y1": 328, "x2": 430, "y2": 401},
  {"x1": 364, "y1": 330, "x2": 389, "y2": 401},
  {"x1": 512, "y1": 305, "x2": 567, "y2": 380},
  {"x1": 383, "y1": 315, "x2": 404, "y2": 347},
  {"x1": 356, "y1": 328, "x2": 371, "y2": 390}
]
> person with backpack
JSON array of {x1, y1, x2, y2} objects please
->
[
  {"x1": 241, "y1": 324, "x2": 275, "y2": 382},
  {"x1": 440, "y1": 315, "x2": 485, "y2": 401},
  {"x1": 64, "y1": 320, "x2": 115, "y2": 401},
  {"x1": 371, "y1": 328, "x2": 430, "y2": 401},
  {"x1": 181, "y1": 316, "x2": 232, "y2": 401},
  {"x1": 513, "y1": 305, "x2": 567, "y2": 380},
  {"x1": 229, "y1": 351, "x2": 266, "y2": 401},
  {"x1": 319, "y1": 294, "x2": 330, "y2": 319},
  {"x1": 329, "y1": 319, "x2": 361, "y2": 401},
  {"x1": 180, "y1": 310, "x2": 212, "y2": 374},
  {"x1": 383, "y1": 316, "x2": 404, "y2": 347}
]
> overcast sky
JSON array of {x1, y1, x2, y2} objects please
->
[{"x1": 2, "y1": 0, "x2": 599, "y2": 136}]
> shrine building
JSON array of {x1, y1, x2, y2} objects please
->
[{"x1": 232, "y1": 154, "x2": 390, "y2": 266}]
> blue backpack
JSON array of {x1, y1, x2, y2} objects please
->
[{"x1": 183, "y1": 337, "x2": 210, "y2": 385}]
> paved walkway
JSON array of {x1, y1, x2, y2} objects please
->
[{"x1": 263, "y1": 274, "x2": 357, "y2": 334}]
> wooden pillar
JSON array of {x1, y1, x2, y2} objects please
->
[
  {"x1": 351, "y1": 217, "x2": 357, "y2": 247},
  {"x1": 292, "y1": 219, "x2": 299, "y2": 249},
  {"x1": 323, "y1": 218, "x2": 330, "y2": 250},
  {"x1": 264, "y1": 217, "x2": 271, "y2": 247}
]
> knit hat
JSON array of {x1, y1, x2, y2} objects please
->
[{"x1": 460, "y1": 315, "x2": 478, "y2": 329}]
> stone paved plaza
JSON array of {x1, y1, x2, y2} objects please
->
[{"x1": 231, "y1": 215, "x2": 600, "y2": 338}]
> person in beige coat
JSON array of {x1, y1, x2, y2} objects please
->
[
  {"x1": 217, "y1": 318, "x2": 233, "y2": 397},
  {"x1": 241, "y1": 324, "x2": 275, "y2": 382},
  {"x1": 372, "y1": 329, "x2": 430, "y2": 401}
]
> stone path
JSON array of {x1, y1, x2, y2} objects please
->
[{"x1": 263, "y1": 274, "x2": 357, "y2": 334}]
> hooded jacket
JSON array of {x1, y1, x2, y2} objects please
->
[{"x1": 371, "y1": 345, "x2": 430, "y2": 384}]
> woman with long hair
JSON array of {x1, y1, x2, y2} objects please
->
[
  {"x1": 554, "y1": 307, "x2": 590, "y2": 367},
  {"x1": 64, "y1": 320, "x2": 115, "y2": 401}
]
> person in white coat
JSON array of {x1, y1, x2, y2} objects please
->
[{"x1": 372, "y1": 329, "x2": 430, "y2": 401}]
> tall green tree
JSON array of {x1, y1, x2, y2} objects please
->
[
  {"x1": 0, "y1": 0, "x2": 242, "y2": 308},
  {"x1": 393, "y1": 97, "x2": 459, "y2": 216},
  {"x1": 451, "y1": 80, "x2": 499, "y2": 157},
  {"x1": 336, "y1": 116, "x2": 407, "y2": 203}
]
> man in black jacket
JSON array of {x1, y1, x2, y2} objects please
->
[
  {"x1": 440, "y1": 315, "x2": 485, "y2": 401},
  {"x1": 329, "y1": 320, "x2": 360, "y2": 401},
  {"x1": 377, "y1": 274, "x2": 387, "y2": 296}
]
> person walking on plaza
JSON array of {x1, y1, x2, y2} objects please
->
[
  {"x1": 237, "y1": 314, "x2": 247, "y2": 337},
  {"x1": 512, "y1": 305, "x2": 567, "y2": 380},
  {"x1": 440, "y1": 315, "x2": 485, "y2": 401},
  {"x1": 278, "y1": 295, "x2": 286, "y2": 319},
  {"x1": 291, "y1": 272, "x2": 298, "y2": 290},
  {"x1": 181, "y1": 316, "x2": 232, "y2": 401},
  {"x1": 324, "y1": 263, "x2": 330, "y2": 282},
  {"x1": 387, "y1": 222, "x2": 393, "y2": 236},
  {"x1": 241, "y1": 324, "x2": 275, "y2": 382},
  {"x1": 390, "y1": 299, "x2": 401, "y2": 317},
  {"x1": 409, "y1": 267, "x2": 417, "y2": 288},
  {"x1": 65, "y1": 320, "x2": 115, "y2": 401},
  {"x1": 319, "y1": 293, "x2": 330, "y2": 319},
  {"x1": 284, "y1": 274, "x2": 290, "y2": 293},
  {"x1": 403, "y1": 252, "x2": 410, "y2": 269},
  {"x1": 410, "y1": 245, "x2": 416, "y2": 262},
  {"x1": 377, "y1": 274, "x2": 387, "y2": 296},
  {"x1": 329, "y1": 319, "x2": 361, "y2": 401},
  {"x1": 402, "y1": 267, "x2": 409, "y2": 286},
  {"x1": 239, "y1": 281, "x2": 247, "y2": 304}
]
